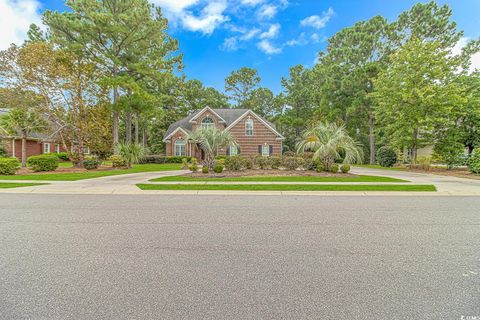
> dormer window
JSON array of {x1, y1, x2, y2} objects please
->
[
  {"x1": 201, "y1": 117, "x2": 214, "y2": 129},
  {"x1": 245, "y1": 118, "x2": 253, "y2": 136}
]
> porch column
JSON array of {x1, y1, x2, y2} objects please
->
[{"x1": 11, "y1": 138, "x2": 15, "y2": 158}]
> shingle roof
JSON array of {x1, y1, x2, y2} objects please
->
[{"x1": 164, "y1": 108, "x2": 278, "y2": 140}]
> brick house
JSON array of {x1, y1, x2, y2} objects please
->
[
  {"x1": 163, "y1": 107, "x2": 284, "y2": 159},
  {"x1": 0, "y1": 108, "x2": 67, "y2": 159}
]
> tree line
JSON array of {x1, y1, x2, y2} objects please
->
[{"x1": 0, "y1": 0, "x2": 479, "y2": 168}]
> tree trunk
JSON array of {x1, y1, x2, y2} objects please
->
[
  {"x1": 126, "y1": 112, "x2": 132, "y2": 143},
  {"x1": 368, "y1": 111, "x2": 375, "y2": 165},
  {"x1": 113, "y1": 85, "x2": 120, "y2": 145},
  {"x1": 467, "y1": 144, "x2": 474, "y2": 155},
  {"x1": 411, "y1": 128, "x2": 418, "y2": 163},
  {"x1": 21, "y1": 135, "x2": 27, "y2": 168},
  {"x1": 134, "y1": 112, "x2": 139, "y2": 145},
  {"x1": 142, "y1": 128, "x2": 146, "y2": 147}
]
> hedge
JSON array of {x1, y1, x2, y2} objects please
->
[
  {"x1": 27, "y1": 154, "x2": 59, "y2": 172},
  {"x1": 468, "y1": 152, "x2": 480, "y2": 174},
  {"x1": 139, "y1": 155, "x2": 192, "y2": 164},
  {"x1": 0, "y1": 158, "x2": 21, "y2": 175},
  {"x1": 376, "y1": 147, "x2": 397, "y2": 167}
]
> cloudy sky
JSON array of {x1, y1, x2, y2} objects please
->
[{"x1": 1, "y1": 0, "x2": 480, "y2": 93}]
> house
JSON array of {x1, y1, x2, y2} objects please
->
[
  {"x1": 0, "y1": 108, "x2": 66, "y2": 158},
  {"x1": 163, "y1": 107, "x2": 284, "y2": 159}
]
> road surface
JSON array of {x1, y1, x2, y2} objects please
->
[{"x1": 0, "y1": 194, "x2": 479, "y2": 319}]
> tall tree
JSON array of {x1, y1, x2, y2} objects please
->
[
  {"x1": 44, "y1": 0, "x2": 182, "y2": 145},
  {"x1": 225, "y1": 67, "x2": 260, "y2": 108}
]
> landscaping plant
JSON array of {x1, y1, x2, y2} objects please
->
[
  {"x1": 213, "y1": 164, "x2": 224, "y2": 173},
  {"x1": 330, "y1": 164, "x2": 339, "y2": 173},
  {"x1": 341, "y1": 164, "x2": 351, "y2": 173},
  {"x1": 115, "y1": 143, "x2": 146, "y2": 168},
  {"x1": 56, "y1": 152, "x2": 70, "y2": 162},
  {"x1": 296, "y1": 122, "x2": 363, "y2": 171},
  {"x1": 224, "y1": 156, "x2": 244, "y2": 171},
  {"x1": 0, "y1": 144, "x2": 8, "y2": 158},
  {"x1": 202, "y1": 166, "x2": 209, "y2": 174},
  {"x1": 468, "y1": 152, "x2": 480, "y2": 174},
  {"x1": 27, "y1": 155, "x2": 59, "y2": 172},
  {"x1": 189, "y1": 158, "x2": 199, "y2": 172},
  {"x1": 187, "y1": 127, "x2": 237, "y2": 170},
  {"x1": 110, "y1": 155, "x2": 127, "y2": 168},
  {"x1": 256, "y1": 156, "x2": 271, "y2": 170},
  {"x1": 83, "y1": 156, "x2": 101, "y2": 170},
  {"x1": 281, "y1": 156, "x2": 301, "y2": 170},
  {"x1": 376, "y1": 147, "x2": 397, "y2": 167},
  {"x1": 0, "y1": 158, "x2": 21, "y2": 175}
]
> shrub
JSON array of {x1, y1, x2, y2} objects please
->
[
  {"x1": 283, "y1": 151, "x2": 295, "y2": 157},
  {"x1": 0, "y1": 158, "x2": 20, "y2": 175},
  {"x1": 330, "y1": 163, "x2": 339, "y2": 173},
  {"x1": 244, "y1": 156, "x2": 254, "y2": 169},
  {"x1": 110, "y1": 155, "x2": 127, "y2": 168},
  {"x1": 189, "y1": 158, "x2": 198, "y2": 172},
  {"x1": 303, "y1": 157, "x2": 315, "y2": 171},
  {"x1": 270, "y1": 156, "x2": 282, "y2": 169},
  {"x1": 213, "y1": 164, "x2": 224, "y2": 173},
  {"x1": 340, "y1": 164, "x2": 351, "y2": 173},
  {"x1": 282, "y1": 156, "x2": 303, "y2": 170},
  {"x1": 56, "y1": 152, "x2": 70, "y2": 161},
  {"x1": 181, "y1": 158, "x2": 189, "y2": 169},
  {"x1": 256, "y1": 156, "x2": 271, "y2": 170},
  {"x1": 224, "y1": 156, "x2": 244, "y2": 171},
  {"x1": 202, "y1": 166, "x2": 209, "y2": 174},
  {"x1": 216, "y1": 158, "x2": 226, "y2": 167},
  {"x1": 83, "y1": 156, "x2": 101, "y2": 170},
  {"x1": 0, "y1": 144, "x2": 8, "y2": 158},
  {"x1": 27, "y1": 154, "x2": 59, "y2": 172},
  {"x1": 411, "y1": 156, "x2": 431, "y2": 171},
  {"x1": 115, "y1": 143, "x2": 146, "y2": 168},
  {"x1": 140, "y1": 155, "x2": 192, "y2": 164},
  {"x1": 376, "y1": 147, "x2": 397, "y2": 167},
  {"x1": 315, "y1": 162, "x2": 325, "y2": 172},
  {"x1": 468, "y1": 152, "x2": 480, "y2": 174}
]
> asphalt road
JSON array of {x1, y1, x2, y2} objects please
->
[{"x1": 0, "y1": 194, "x2": 479, "y2": 319}]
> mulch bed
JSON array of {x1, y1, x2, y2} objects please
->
[
  {"x1": 15, "y1": 165, "x2": 116, "y2": 175},
  {"x1": 188, "y1": 169, "x2": 356, "y2": 178}
]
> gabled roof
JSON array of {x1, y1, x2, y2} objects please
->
[{"x1": 163, "y1": 107, "x2": 282, "y2": 141}]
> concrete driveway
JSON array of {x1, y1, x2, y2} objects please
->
[{"x1": 351, "y1": 166, "x2": 480, "y2": 195}]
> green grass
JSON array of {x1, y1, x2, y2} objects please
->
[
  {"x1": 137, "y1": 184, "x2": 436, "y2": 192},
  {"x1": 0, "y1": 164, "x2": 183, "y2": 181},
  {"x1": 150, "y1": 174, "x2": 407, "y2": 183},
  {"x1": 354, "y1": 164, "x2": 406, "y2": 171},
  {"x1": 0, "y1": 182, "x2": 48, "y2": 189},
  {"x1": 58, "y1": 162, "x2": 73, "y2": 168}
]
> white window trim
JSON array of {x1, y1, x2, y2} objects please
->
[
  {"x1": 229, "y1": 144, "x2": 238, "y2": 156},
  {"x1": 201, "y1": 117, "x2": 215, "y2": 130},
  {"x1": 55, "y1": 144, "x2": 60, "y2": 153},
  {"x1": 245, "y1": 119, "x2": 254, "y2": 136},
  {"x1": 83, "y1": 147, "x2": 90, "y2": 155},
  {"x1": 174, "y1": 139, "x2": 186, "y2": 156},
  {"x1": 43, "y1": 143, "x2": 51, "y2": 154},
  {"x1": 261, "y1": 144, "x2": 269, "y2": 157}
]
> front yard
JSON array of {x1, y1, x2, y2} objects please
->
[{"x1": 0, "y1": 163, "x2": 183, "y2": 181}]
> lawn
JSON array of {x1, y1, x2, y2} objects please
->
[
  {"x1": 137, "y1": 184, "x2": 436, "y2": 192},
  {"x1": 0, "y1": 164, "x2": 183, "y2": 181},
  {"x1": 150, "y1": 174, "x2": 407, "y2": 183},
  {"x1": 0, "y1": 182, "x2": 48, "y2": 189},
  {"x1": 354, "y1": 164, "x2": 406, "y2": 171}
]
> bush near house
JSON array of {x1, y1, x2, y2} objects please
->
[
  {"x1": 110, "y1": 155, "x2": 127, "y2": 168},
  {"x1": 468, "y1": 152, "x2": 480, "y2": 174},
  {"x1": 0, "y1": 144, "x2": 8, "y2": 158},
  {"x1": 27, "y1": 155, "x2": 59, "y2": 172},
  {"x1": 189, "y1": 158, "x2": 199, "y2": 172},
  {"x1": 214, "y1": 164, "x2": 224, "y2": 173},
  {"x1": 140, "y1": 155, "x2": 192, "y2": 164},
  {"x1": 0, "y1": 158, "x2": 21, "y2": 175},
  {"x1": 83, "y1": 156, "x2": 101, "y2": 170},
  {"x1": 56, "y1": 152, "x2": 70, "y2": 161},
  {"x1": 330, "y1": 164, "x2": 339, "y2": 173},
  {"x1": 376, "y1": 147, "x2": 397, "y2": 167},
  {"x1": 202, "y1": 166, "x2": 209, "y2": 174},
  {"x1": 341, "y1": 164, "x2": 351, "y2": 173},
  {"x1": 224, "y1": 156, "x2": 245, "y2": 171}
]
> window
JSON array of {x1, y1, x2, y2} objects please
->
[
  {"x1": 175, "y1": 139, "x2": 186, "y2": 156},
  {"x1": 201, "y1": 117, "x2": 214, "y2": 129},
  {"x1": 229, "y1": 144, "x2": 238, "y2": 156},
  {"x1": 83, "y1": 147, "x2": 90, "y2": 155},
  {"x1": 55, "y1": 144, "x2": 60, "y2": 153},
  {"x1": 43, "y1": 143, "x2": 51, "y2": 154},
  {"x1": 245, "y1": 119, "x2": 253, "y2": 136},
  {"x1": 261, "y1": 144, "x2": 270, "y2": 157}
]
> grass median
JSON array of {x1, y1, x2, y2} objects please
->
[
  {"x1": 0, "y1": 164, "x2": 183, "y2": 181},
  {"x1": 0, "y1": 182, "x2": 48, "y2": 189},
  {"x1": 150, "y1": 174, "x2": 407, "y2": 183},
  {"x1": 137, "y1": 184, "x2": 436, "y2": 192}
]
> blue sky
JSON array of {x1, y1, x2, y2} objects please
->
[{"x1": 2, "y1": 0, "x2": 479, "y2": 94}]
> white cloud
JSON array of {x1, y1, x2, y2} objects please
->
[
  {"x1": 286, "y1": 32, "x2": 308, "y2": 47},
  {"x1": 220, "y1": 36, "x2": 238, "y2": 51},
  {"x1": 181, "y1": 1, "x2": 229, "y2": 34},
  {"x1": 311, "y1": 33, "x2": 320, "y2": 43},
  {"x1": 0, "y1": 0, "x2": 42, "y2": 50},
  {"x1": 300, "y1": 7, "x2": 334, "y2": 29},
  {"x1": 257, "y1": 4, "x2": 277, "y2": 19},
  {"x1": 240, "y1": 28, "x2": 261, "y2": 40},
  {"x1": 257, "y1": 39, "x2": 281, "y2": 54},
  {"x1": 259, "y1": 23, "x2": 280, "y2": 39},
  {"x1": 240, "y1": 0, "x2": 263, "y2": 6},
  {"x1": 152, "y1": 0, "x2": 199, "y2": 13}
]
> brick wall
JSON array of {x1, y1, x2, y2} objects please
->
[{"x1": 2, "y1": 139, "x2": 64, "y2": 159}]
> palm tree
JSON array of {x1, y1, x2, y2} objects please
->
[
  {"x1": 115, "y1": 142, "x2": 146, "y2": 168},
  {"x1": 187, "y1": 127, "x2": 237, "y2": 169},
  {"x1": 296, "y1": 122, "x2": 363, "y2": 170},
  {"x1": 0, "y1": 108, "x2": 47, "y2": 167}
]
